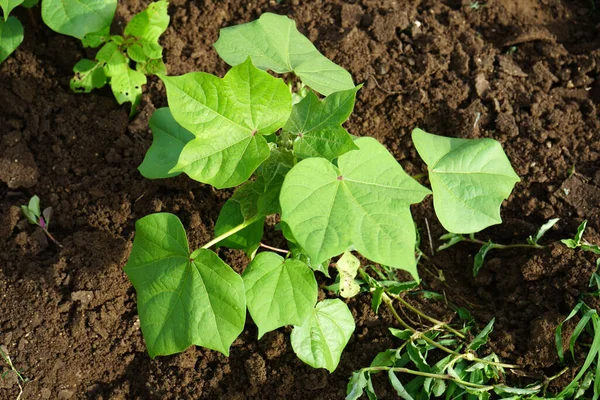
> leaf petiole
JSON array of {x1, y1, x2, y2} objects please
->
[{"x1": 201, "y1": 215, "x2": 263, "y2": 249}]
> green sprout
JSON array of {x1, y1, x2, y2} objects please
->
[{"x1": 21, "y1": 195, "x2": 62, "y2": 247}]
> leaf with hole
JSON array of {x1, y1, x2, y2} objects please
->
[
  {"x1": 412, "y1": 128, "x2": 519, "y2": 234},
  {"x1": 214, "y1": 13, "x2": 354, "y2": 96},
  {"x1": 281, "y1": 137, "x2": 431, "y2": 280},
  {"x1": 159, "y1": 58, "x2": 292, "y2": 188},
  {"x1": 123, "y1": 213, "x2": 246, "y2": 357},
  {"x1": 243, "y1": 252, "x2": 317, "y2": 339},
  {"x1": 291, "y1": 299, "x2": 355, "y2": 372}
]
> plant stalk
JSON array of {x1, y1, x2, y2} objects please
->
[
  {"x1": 201, "y1": 215, "x2": 262, "y2": 249},
  {"x1": 259, "y1": 243, "x2": 289, "y2": 254},
  {"x1": 362, "y1": 366, "x2": 494, "y2": 390}
]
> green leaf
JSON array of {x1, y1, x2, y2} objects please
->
[
  {"x1": 82, "y1": 26, "x2": 109, "y2": 48},
  {"x1": 256, "y1": 148, "x2": 295, "y2": 214},
  {"x1": 347, "y1": 371, "x2": 370, "y2": 400},
  {"x1": 412, "y1": 128, "x2": 519, "y2": 234},
  {"x1": 283, "y1": 87, "x2": 360, "y2": 160},
  {"x1": 20, "y1": 206, "x2": 37, "y2": 225},
  {"x1": 291, "y1": 299, "x2": 355, "y2": 372},
  {"x1": 527, "y1": 218, "x2": 559, "y2": 245},
  {"x1": 337, "y1": 251, "x2": 361, "y2": 299},
  {"x1": 110, "y1": 65, "x2": 147, "y2": 115},
  {"x1": 281, "y1": 137, "x2": 431, "y2": 280},
  {"x1": 389, "y1": 370, "x2": 416, "y2": 400},
  {"x1": 372, "y1": 287, "x2": 384, "y2": 314},
  {"x1": 70, "y1": 59, "x2": 107, "y2": 93},
  {"x1": 123, "y1": 213, "x2": 246, "y2": 357},
  {"x1": 555, "y1": 301, "x2": 584, "y2": 363},
  {"x1": 468, "y1": 318, "x2": 494, "y2": 351},
  {"x1": 28, "y1": 195, "x2": 41, "y2": 217},
  {"x1": 159, "y1": 58, "x2": 292, "y2": 189},
  {"x1": 0, "y1": 16, "x2": 22, "y2": 63},
  {"x1": 0, "y1": 0, "x2": 24, "y2": 20},
  {"x1": 41, "y1": 0, "x2": 117, "y2": 39},
  {"x1": 137, "y1": 58, "x2": 166, "y2": 75},
  {"x1": 214, "y1": 12, "x2": 355, "y2": 96},
  {"x1": 473, "y1": 241, "x2": 494, "y2": 277},
  {"x1": 243, "y1": 252, "x2": 318, "y2": 338},
  {"x1": 96, "y1": 41, "x2": 127, "y2": 77},
  {"x1": 20, "y1": 0, "x2": 37, "y2": 8},
  {"x1": 124, "y1": 0, "x2": 169, "y2": 45},
  {"x1": 127, "y1": 43, "x2": 148, "y2": 63},
  {"x1": 138, "y1": 108, "x2": 195, "y2": 179},
  {"x1": 389, "y1": 328, "x2": 412, "y2": 340}
]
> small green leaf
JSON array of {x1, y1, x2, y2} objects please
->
[
  {"x1": 214, "y1": 13, "x2": 355, "y2": 96},
  {"x1": 493, "y1": 385, "x2": 540, "y2": 396},
  {"x1": 281, "y1": 137, "x2": 431, "y2": 280},
  {"x1": 20, "y1": 0, "x2": 37, "y2": 8},
  {"x1": 70, "y1": 59, "x2": 107, "y2": 93},
  {"x1": 389, "y1": 328, "x2": 412, "y2": 340},
  {"x1": 110, "y1": 65, "x2": 147, "y2": 115},
  {"x1": 160, "y1": 58, "x2": 292, "y2": 189},
  {"x1": 372, "y1": 287, "x2": 384, "y2": 314},
  {"x1": 291, "y1": 299, "x2": 355, "y2": 372},
  {"x1": 27, "y1": 195, "x2": 41, "y2": 217},
  {"x1": 214, "y1": 196, "x2": 265, "y2": 250},
  {"x1": 283, "y1": 87, "x2": 360, "y2": 160},
  {"x1": 127, "y1": 43, "x2": 148, "y2": 63},
  {"x1": 473, "y1": 241, "x2": 494, "y2": 276},
  {"x1": 389, "y1": 370, "x2": 416, "y2": 400},
  {"x1": 137, "y1": 58, "x2": 166, "y2": 75},
  {"x1": 20, "y1": 206, "x2": 37, "y2": 225},
  {"x1": 243, "y1": 252, "x2": 318, "y2": 339},
  {"x1": 138, "y1": 108, "x2": 195, "y2": 179},
  {"x1": 528, "y1": 218, "x2": 559, "y2": 245},
  {"x1": 96, "y1": 41, "x2": 128, "y2": 77},
  {"x1": 41, "y1": 0, "x2": 117, "y2": 39},
  {"x1": 412, "y1": 128, "x2": 519, "y2": 234},
  {"x1": 337, "y1": 251, "x2": 360, "y2": 299},
  {"x1": 347, "y1": 371, "x2": 370, "y2": 400},
  {"x1": 82, "y1": 26, "x2": 110, "y2": 48},
  {"x1": 0, "y1": 16, "x2": 23, "y2": 63},
  {"x1": 468, "y1": 318, "x2": 494, "y2": 351},
  {"x1": 124, "y1": 213, "x2": 246, "y2": 357},
  {"x1": 124, "y1": 0, "x2": 169, "y2": 45},
  {"x1": 0, "y1": 0, "x2": 24, "y2": 21}
]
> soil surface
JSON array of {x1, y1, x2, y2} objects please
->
[{"x1": 1, "y1": 0, "x2": 600, "y2": 399}]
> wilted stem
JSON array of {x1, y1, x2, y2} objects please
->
[{"x1": 259, "y1": 243, "x2": 289, "y2": 254}]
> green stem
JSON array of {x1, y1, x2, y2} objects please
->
[
  {"x1": 412, "y1": 173, "x2": 428, "y2": 181},
  {"x1": 0, "y1": 347, "x2": 26, "y2": 400},
  {"x1": 363, "y1": 366, "x2": 494, "y2": 390},
  {"x1": 201, "y1": 215, "x2": 262, "y2": 249},
  {"x1": 466, "y1": 237, "x2": 544, "y2": 250}
]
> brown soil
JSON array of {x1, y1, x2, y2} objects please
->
[{"x1": 1, "y1": 0, "x2": 600, "y2": 398}]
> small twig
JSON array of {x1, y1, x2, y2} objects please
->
[
  {"x1": 43, "y1": 230, "x2": 63, "y2": 248},
  {"x1": 424, "y1": 218, "x2": 434, "y2": 256},
  {"x1": 259, "y1": 242, "x2": 289, "y2": 254}
]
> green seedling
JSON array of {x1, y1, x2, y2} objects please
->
[
  {"x1": 21, "y1": 195, "x2": 62, "y2": 247},
  {"x1": 0, "y1": 346, "x2": 29, "y2": 400},
  {"x1": 125, "y1": 12, "x2": 519, "y2": 373},
  {"x1": 69, "y1": 0, "x2": 169, "y2": 115},
  {"x1": 561, "y1": 220, "x2": 600, "y2": 255},
  {"x1": 0, "y1": 0, "x2": 38, "y2": 64}
]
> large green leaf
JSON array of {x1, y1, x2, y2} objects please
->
[
  {"x1": 124, "y1": 213, "x2": 246, "y2": 357},
  {"x1": 0, "y1": 0, "x2": 23, "y2": 20},
  {"x1": 283, "y1": 87, "x2": 360, "y2": 160},
  {"x1": 159, "y1": 58, "x2": 292, "y2": 188},
  {"x1": 138, "y1": 108, "x2": 194, "y2": 179},
  {"x1": 280, "y1": 137, "x2": 430, "y2": 279},
  {"x1": 214, "y1": 13, "x2": 354, "y2": 96},
  {"x1": 243, "y1": 252, "x2": 318, "y2": 339},
  {"x1": 412, "y1": 128, "x2": 519, "y2": 234},
  {"x1": 0, "y1": 16, "x2": 22, "y2": 64},
  {"x1": 291, "y1": 299, "x2": 355, "y2": 372},
  {"x1": 41, "y1": 0, "x2": 117, "y2": 39}
]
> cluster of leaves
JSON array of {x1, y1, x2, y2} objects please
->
[
  {"x1": 1, "y1": 0, "x2": 168, "y2": 115},
  {"x1": 70, "y1": 0, "x2": 169, "y2": 115},
  {"x1": 125, "y1": 12, "x2": 519, "y2": 373}
]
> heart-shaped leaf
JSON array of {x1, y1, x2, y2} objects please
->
[
  {"x1": 0, "y1": 16, "x2": 23, "y2": 63},
  {"x1": 160, "y1": 58, "x2": 292, "y2": 188},
  {"x1": 138, "y1": 108, "x2": 194, "y2": 179},
  {"x1": 280, "y1": 137, "x2": 430, "y2": 279},
  {"x1": 214, "y1": 13, "x2": 354, "y2": 96},
  {"x1": 124, "y1": 213, "x2": 246, "y2": 357},
  {"x1": 283, "y1": 87, "x2": 360, "y2": 160},
  {"x1": 42, "y1": 0, "x2": 117, "y2": 39},
  {"x1": 0, "y1": 0, "x2": 24, "y2": 21},
  {"x1": 412, "y1": 128, "x2": 519, "y2": 234},
  {"x1": 243, "y1": 252, "x2": 318, "y2": 338},
  {"x1": 291, "y1": 299, "x2": 355, "y2": 372}
]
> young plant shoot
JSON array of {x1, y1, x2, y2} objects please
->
[
  {"x1": 126, "y1": 12, "x2": 519, "y2": 375},
  {"x1": 21, "y1": 195, "x2": 62, "y2": 247}
]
